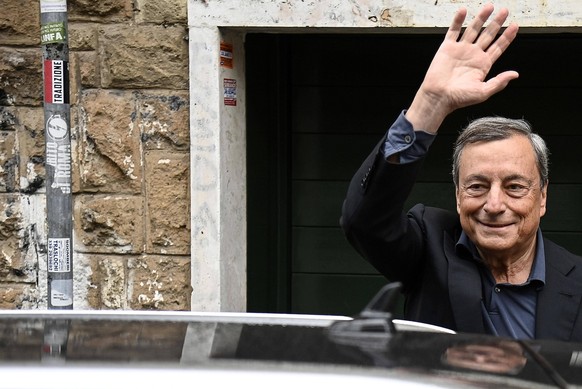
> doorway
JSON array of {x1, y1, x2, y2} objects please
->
[{"x1": 246, "y1": 32, "x2": 582, "y2": 315}]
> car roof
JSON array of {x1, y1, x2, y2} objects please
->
[{"x1": 0, "y1": 309, "x2": 580, "y2": 388}]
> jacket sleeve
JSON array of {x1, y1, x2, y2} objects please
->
[{"x1": 340, "y1": 136, "x2": 429, "y2": 287}]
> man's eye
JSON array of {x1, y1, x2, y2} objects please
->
[
  {"x1": 506, "y1": 184, "x2": 529, "y2": 196},
  {"x1": 465, "y1": 184, "x2": 486, "y2": 194},
  {"x1": 507, "y1": 184, "x2": 523, "y2": 190}
]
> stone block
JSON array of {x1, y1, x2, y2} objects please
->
[
  {"x1": 17, "y1": 107, "x2": 45, "y2": 195},
  {"x1": 74, "y1": 194, "x2": 144, "y2": 254},
  {"x1": 69, "y1": 24, "x2": 99, "y2": 51},
  {"x1": 0, "y1": 48, "x2": 43, "y2": 106},
  {"x1": 86, "y1": 254, "x2": 127, "y2": 309},
  {"x1": 0, "y1": 0, "x2": 40, "y2": 46},
  {"x1": 137, "y1": 91, "x2": 189, "y2": 151},
  {"x1": 0, "y1": 194, "x2": 38, "y2": 284},
  {"x1": 76, "y1": 89, "x2": 142, "y2": 193},
  {"x1": 0, "y1": 106, "x2": 18, "y2": 130},
  {"x1": 144, "y1": 151, "x2": 190, "y2": 255},
  {"x1": 0, "y1": 106, "x2": 46, "y2": 195},
  {"x1": 0, "y1": 284, "x2": 37, "y2": 309},
  {"x1": 70, "y1": 51, "x2": 99, "y2": 103},
  {"x1": 0, "y1": 195, "x2": 21, "y2": 280},
  {"x1": 0, "y1": 129, "x2": 17, "y2": 193},
  {"x1": 77, "y1": 51, "x2": 99, "y2": 88},
  {"x1": 98, "y1": 25, "x2": 188, "y2": 89},
  {"x1": 135, "y1": 0, "x2": 187, "y2": 24},
  {"x1": 69, "y1": 0, "x2": 133, "y2": 22},
  {"x1": 128, "y1": 255, "x2": 191, "y2": 310}
]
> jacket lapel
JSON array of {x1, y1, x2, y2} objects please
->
[
  {"x1": 536, "y1": 239, "x2": 582, "y2": 341},
  {"x1": 444, "y1": 232, "x2": 485, "y2": 334}
]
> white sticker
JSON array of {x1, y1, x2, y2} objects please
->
[
  {"x1": 40, "y1": 0, "x2": 67, "y2": 13},
  {"x1": 48, "y1": 238, "x2": 71, "y2": 273},
  {"x1": 51, "y1": 280, "x2": 73, "y2": 307},
  {"x1": 46, "y1": 114, "x2": 68, "y2": 139}
]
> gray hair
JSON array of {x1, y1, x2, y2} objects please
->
[{"x1": 452, "y1": 117, "x2": 549, "y2": 188}]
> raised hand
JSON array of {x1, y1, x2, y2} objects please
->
[{"x1": 406, "y1": 4, "x2": 519, "y2": 134}]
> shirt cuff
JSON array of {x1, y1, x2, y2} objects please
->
[{"x1": 382, "y1": 110, "x2": 436, "y2": 163}]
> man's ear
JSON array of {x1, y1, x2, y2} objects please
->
[
  {"x1": 539, "y1": 182, "x2": 548, "y2": 217},
  {"x1": 455, "y1": 186, "x2": 461, "y2": 214}
]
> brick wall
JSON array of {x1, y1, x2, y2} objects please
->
[{"x1": 0, "y1": 0, "x2": 191, "y2": 309}]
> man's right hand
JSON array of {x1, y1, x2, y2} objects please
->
[{"x1": 405, "y1": 4, "x2": 519, "y2": 134}]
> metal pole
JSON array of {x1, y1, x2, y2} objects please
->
[{"x1": 40, "y1": 0, "x2": 73, "y2": 309}]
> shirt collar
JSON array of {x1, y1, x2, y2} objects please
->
[{"x1": 455, "y1": 229, "x2": 546, "y2": 284}]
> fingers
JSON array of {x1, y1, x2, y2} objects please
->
[
  {"x1": 486, "y1": 22, "x2": 519, "y2": 61},
  {"x1": 460, "y1": 3, "x2": 495, "y2": 43},
  {"x1": 444, "y1": 7, "x2": 468, "y2": 41},
  {"x1": 476, "y1": 7, "x2": 510, "y2": 50},
  {"x1": 455, "y1": 4, "x2": 514, "y2": 52}
]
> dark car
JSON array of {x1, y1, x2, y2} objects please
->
[{"x1": 1, "y1": 283, "x2": 581, "y2": 389}]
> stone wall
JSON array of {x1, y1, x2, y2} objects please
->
[{"x1": 0, "y1": 0, "x2": 191, "y2": 309}]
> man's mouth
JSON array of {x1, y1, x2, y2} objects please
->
[{"x1": 479, "y1": 221, "x2": 512, "y2": 228}]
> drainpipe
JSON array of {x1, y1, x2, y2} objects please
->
[{"x1": 40, "y1": 0, "x2": 73, "y2": 309}]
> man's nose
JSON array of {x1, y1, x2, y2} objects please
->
[{"x1": 483, "y1": 186, "x2": 507, "y2": 214}]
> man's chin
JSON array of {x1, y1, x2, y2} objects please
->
[{"x1": 473, "y1": 236, "x2": 515, "y2": 255}]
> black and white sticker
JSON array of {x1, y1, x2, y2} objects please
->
[
  {"x1": 48, "y1": 238, "x2": 71, "y2": 273},
  {"x1": 46, "y1": 114, "x2": 68, "y2": 140},
  {"x1": 46, "y1": 114, "x2": 71, "y2": 194}
]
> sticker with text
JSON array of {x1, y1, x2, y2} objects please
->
[
  {"x1": 48, "y1": 238, "x2": 71, "y2": 273},
  {"x1": 40, "y1": 0, "x2": 67, "y2": 13},
  {"x1": 224, "y1": 78, "x2": 237, "y2": 106},
  {"x1": 44, "y1": 60, "x2": 69, "y2": 104},
  {"x1": 220, "y1": 42, "x2": 233, "y2": 69},
  {"x1": 41, "y1": 22, "x2": 67, "y2": 44},
  {"x1": 50, "y1": 279, "x2": 73, "y2": 307},
  {"x1": 46, "y1": 114, "x2": 72, "y2": 194}
]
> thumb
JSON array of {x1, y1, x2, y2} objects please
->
[{"x1": 484, "y1": 70, "x2": 520, "y2": 97}]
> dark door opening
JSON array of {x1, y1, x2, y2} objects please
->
[{"x1": 246, "y1": 33, "x2": 582, "y2": 315}]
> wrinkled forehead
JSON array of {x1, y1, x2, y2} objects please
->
[
  {"x1": 460, "y1": 134, "x2": 537, "y2": 163},
  {"x1": 458, "y1": 135, "x2": 541, "y2": 179}
]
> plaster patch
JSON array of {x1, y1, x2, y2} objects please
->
[{"x1": 123, "y1": 155, "x2": 137, "y2": 179}]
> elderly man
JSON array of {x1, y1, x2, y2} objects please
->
[{"x1": 341, "y1": 4, "x2": 582, "y2": 341}]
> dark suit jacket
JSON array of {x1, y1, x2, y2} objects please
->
[{"x1": 341, "y1": 139, "x2": 582, "y2": 341}]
